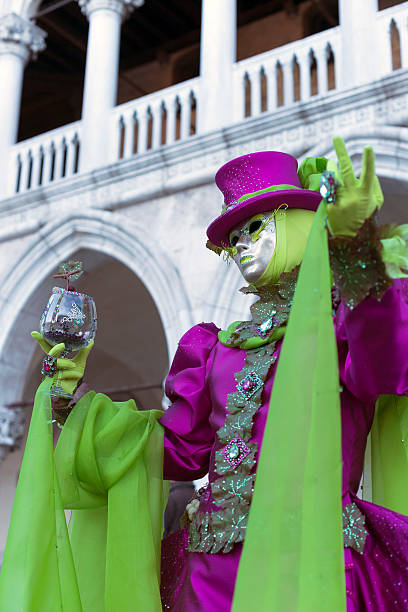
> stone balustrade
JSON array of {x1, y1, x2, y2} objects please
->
[
  {"x1": 3, "y1": 2, "x2": 408, "y2": 198},
  {"x1": 10, "y1": 121, "x2": 82, "y2": 194},
  {"x1": 233, "y1": 27, "x2": 341, "y2": 121},
  {"x1": 112, "y1": 76, "x2": 199, "y2": 162}
]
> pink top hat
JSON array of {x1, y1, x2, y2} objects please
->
[{"x1": 206, "y1": 151, "x2": 322, "y2": 247}]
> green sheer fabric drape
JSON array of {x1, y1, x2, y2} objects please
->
[
  {"x1": 370, "y1": 395, "x2": 408, "y2": 517},
  {"x1": 0, "y1": 378, "x2": 168, "y2": 612},
  {"x1": 232, "y1": 201, "x2": 347, "y2": 611}
]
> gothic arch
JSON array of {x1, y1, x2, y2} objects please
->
[
  {"x1": 0, "y1": 208, "x2": 193, "y2": 409},
  {"x1": 301, "y1": 126, "x2": 408, "y2": 182},
  {"x1": 302, "y1": 127, "x2": 408, "y2": 224}
]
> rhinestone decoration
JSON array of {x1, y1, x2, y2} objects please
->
[
  {"x1": 255, "y1": 314, "x2": 279, "y2": 339},
  {"x1": 188, "y1": 269, "x2": 296, "y2": 554},
  {"x1": 224, "y1": 200, "x2": 239, "y2": 213},
  {"x1": 222, "y1": 437, "x2": 251, "y2": 468},
  {"x1": 237, "y1": 371, "x2": 263, "y2": 400},
  {"x1": 342, "y1": 502, "x2": 369, "y2": 554},
  {"x1": 41, "y1": 354, "x2": 57, "y2": 378},
  {"x1": 320, "y1": 170, "x2": 338, "y2": 205}
]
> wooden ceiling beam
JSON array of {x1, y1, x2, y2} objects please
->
[
  {"x1": 39, "y1": 14, "x2": 87, "y2": 53},
  {"x1": 130, "y1": 10, "x2": 169, "y2": 43},
  {"x1": 311, "y1": 0, "x2": 337, "y2": 27},
  {"x1": 120, "y1": 23, "x2": 150, "y2": 50},
  {"x1": 37, "y1": 46, "x2": 78, "y2": 73},
  {"x1": 172, "y1": 0, "x2": 201, "y2": 25},
  {"x1": 151, "y1": 0, "x2": 193, "y2": 30}
]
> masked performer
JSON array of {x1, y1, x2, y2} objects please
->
[{"x1": 1, "y1": 138, "x2": 408, "y2": 612}]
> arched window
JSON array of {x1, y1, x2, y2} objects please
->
[
  {"x1": 310, "y1": 51, "x2": 318, "y2": 96},
  {"x1": 292, "y1": 55, "x2": 300, "y2": 102},
  {"x1": 260, "y1": 67, "x2": 267, "y2": 112},
  {"x1": 390, "y1": 19, "x2": 402, "y2": 70},
  {"x1": 244, "y1": 72, "x2": 251, "y2": 117},
  {"x1": 276, "y1": 62, "x2": 284, "y2": 107},
  {"x1": 326, "y1": 44, "x2": 336, "y2": 90}
]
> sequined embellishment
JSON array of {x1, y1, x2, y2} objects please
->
[
  {"x1": 329, "y1": 214, "x2": 392, "y2": 310},
  {"x1": 320, "y1": 170, "x2": 338, "y2": 205},
  {"x1": 342, "y1": 503, "x2": 368, "y2": 554},
  {"x1": 255, "y1": 314, "x2": 278, "y2": 339},
  {"x1": 223, "y1": 200, "x2": 239, "y2": 214},
  {"x1": 222, "y1": 437, "x2": 251, "y2": 468},
  {"x1": 41, "y1": 354, "x2": 57, "y2": 378},
  {"x1": 237, "y1": 371, "x2": 263, "y2": 400},
  {"x1": 188, "y1": 269, "x2": 299, "y2": 555}
]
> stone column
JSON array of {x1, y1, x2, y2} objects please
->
[
  {"x1": 338, "y1": 0, "x2": 378, "y2": 89},
  {"x1": 0, "y1": 14, "x2": 46, "y2": 195},
  {"x1": 198, "y1": 0, "x2": 237, "y2": 133},
  {"x1": 78, "y1": 0, "x2": 144, "y2": 171}
]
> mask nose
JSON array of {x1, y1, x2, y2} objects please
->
[{"x1": 236, "y1": 234, "x2": 251, "y2": 254}]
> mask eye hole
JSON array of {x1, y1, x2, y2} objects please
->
[
  {"x1": 230, "y1": 234, "x2": 239, "y2": 247},
  {"x1": 248, "y1": 219, "x2": 263, "y2": 234}
]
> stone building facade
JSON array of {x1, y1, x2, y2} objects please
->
[{"x1": 0, "y1": 0, "x2": 407, "y2": 558}]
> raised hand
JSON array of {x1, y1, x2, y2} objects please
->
[
  {"x1": 326, "y1": 137, "x2": 384, "y2": 237},
  {"x1": 32, "y1": 331, "x2": 94, "y2": 397}
]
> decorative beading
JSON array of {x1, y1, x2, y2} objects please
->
[
  {"x1": 342, "y1": 503, "x2": 368, "y2": 554},
  {"x1": 222, "y1": 437, "x2": 250, "y2": 468},
  {"x1": 41, "y1": 354, "x2": 57, "y2": 378},
  {"x1": 0, "y1": 13, "x2": 46, "y2": 59},
  {"x1": 78, "y1": 0, "x2": 144, "y2": 20},
  {"x1": 188, "y1": 270, "x2": 299, "y2": 554},
  {"x1": 237, "y1": 371, "x2": 263, "y2": 401},
  {"x1": 329, "y1": 215, "x2": 392, "y2": 310}
]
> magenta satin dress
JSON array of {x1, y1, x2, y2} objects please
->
[{"x1": 159, "y1": 282, "x2": 408, "y2": 612}]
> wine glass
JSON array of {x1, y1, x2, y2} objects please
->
[
  {"x1": 39, "y1": 261, "x2": 97, "y2": 400},
  {"x1": 40, "y1": 287, "x2": 97, "y2": 351}
]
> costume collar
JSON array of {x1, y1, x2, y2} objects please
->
[{"x1": 218, "y1": 267, "x2": 299, "y2": 349}]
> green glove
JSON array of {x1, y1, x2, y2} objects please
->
[
  {"x1": 326, "y1": 137, "x2": 384, "y2": 237},
  {"x1": 31, "y1": 331, "x2": 94, "y2": 397}
]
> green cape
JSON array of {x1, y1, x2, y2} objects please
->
[{"x1": 0, "y1": 378, "x2": 168, "y2": 612}]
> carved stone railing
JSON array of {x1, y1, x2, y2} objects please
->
[
  {"x1": 376, "y1": 2, "x2": 408, "y2": 74},
  {"x1": 7, "y1": 121, "x2": 82, "y2": 196},
  {"x1": 111, "y1": 76, "x2": 200, "y2": 162},
  {"x1": 0, "y1": 406, "x2": 26, "y2": 462},
  {"x1": 232, "y1": 27, "x2": 341, "y2": 122},
  {"x1": 4, "y1": 2, "x2": 408, "y2": 198}
]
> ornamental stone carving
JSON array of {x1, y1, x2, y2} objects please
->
[
  {"x1": 0, "y1": 13, "x2": 46, "y2": 60},
  {"x1": 78, "y1": 0, "x2": 144, "y2": 20},
  {"x1": 0, "y1": 406, "x2": 26, "y2": 461}
]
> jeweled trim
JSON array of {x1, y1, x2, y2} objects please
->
[
  {"x1": 329, "y1": 215, "x2": 391, "y2": 310},
  {"x1": 222, "y1": 436, "x2": 251, "y2": 468},
  {"x1": 187, "y1": 270, "x2": 299, "y2": 554},
  {"x1": 342, "y1": 502, "x2": 368, "y2": 554}
]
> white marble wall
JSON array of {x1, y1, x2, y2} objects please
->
[{"x1": 1, "y1": 0, "x2": 408, "y2": 557}]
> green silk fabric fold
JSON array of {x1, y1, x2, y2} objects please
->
[
  {"x1": 0, "y1": 377, "x2": 82, "y2": 612},
  {"x1": 370, "y1": 395, "x2": 408, "y2": 516},
  {"x1": 232, "y1": 201, "x2": 346, "y2": 611},
  {"x1": 0, "y1": 378, "x2": 167, "y2": 612}
]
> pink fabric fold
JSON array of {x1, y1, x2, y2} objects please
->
[{"x1": 160, "y1": 284, "x2": 408, "y2": 611}]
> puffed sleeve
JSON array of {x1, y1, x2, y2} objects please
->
[
  {"x1": 336, "y1": 280, "x2": 408, "y2": 403},
  {"x1": 160, "y1": 322, "x2": 219, "y2": 480}
]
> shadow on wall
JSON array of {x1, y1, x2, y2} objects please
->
[{"x1": 379, "y1": 176, "x2": 408, "y2": 225}]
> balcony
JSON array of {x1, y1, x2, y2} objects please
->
[
  {"x1": 3, "y1": 1, "x2": 408, "y2": 204},
  {"x1": 0, "y1": 2, "x2": 408, "y2": 553}
]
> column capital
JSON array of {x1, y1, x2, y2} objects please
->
[
  {"x1": 0, "y1": 13, "x2": 46, "y2": 62},
  {"x1": 78, "y1": 0, "x2": 144, "y2": 21}
]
